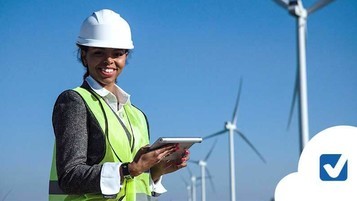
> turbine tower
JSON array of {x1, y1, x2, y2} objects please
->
[
  {"x1": 181, "y1": 177, "x2": 192, "y2": 201},
  {"x1": 272, "y1": 0, "x2": 335, "y2": 153},
  {"x1": 189, "y1": 140, "x2": 217, "y2": 201},
  {"x1": 204, "y1": 79, "x2": 266, "y2": 201},
  {"x1": 187, "y1": 166, "x2": 197, "y2": 201}
]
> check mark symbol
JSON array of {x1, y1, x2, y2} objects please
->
[{"x1": 323, "y1": 154, "x2": 347, "y2": 178}]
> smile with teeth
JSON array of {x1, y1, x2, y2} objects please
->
[{"x1": 100, "y1": 67, "x2": 117, "y2": 73}]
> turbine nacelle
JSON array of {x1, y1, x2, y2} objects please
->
[
  {"x1": 288, "y1": 0, "x2": 308, "y2": 18},
  {"x1": 199, "y1": 160, "x2": 207, "y2": 167},
  {"x1": 225, "y1": 121, "x2": 236, "y2": 130}
]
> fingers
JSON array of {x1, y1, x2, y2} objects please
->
[
  {"x1": 150, "y1": 143, "x2": 176, "y2": 159},
  {"x1": 182, "y1": 149, "x2": 190, "y2": 157},
  {"x1": 151, "y1": 148, "x2": 191, "y2": 177},
  {"x1": 155, "y1": 144, "x2": 177, "y2": 161},
  {"x1": 178, "y1": 155, "x2": 189, "y2": 166},
  {"x1": 173, "y1": 149, "x2": 190, "y2": 170},
  {"x1": 133, "y1": 145, "x2": 150, "y2": 162},
  {"x1": 162, "y1": 158, "x2": 187, "y2": 173},
  {"x1": 166, "y1": 148, "x2": 190, "y2": 167},
  {"x1": 133, "y1": 144, "x2": 190, "y2": 178},
  {"x1": 139, "y1": 145, "x2": 151, "y2": 153}
]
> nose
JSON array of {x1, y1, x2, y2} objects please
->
[{"x1": 103, "y1": 57, "x2": 114, "y2": 65}]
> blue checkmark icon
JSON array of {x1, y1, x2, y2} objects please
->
[{"x1": 320, "y1": 154, "x2": 348, "y2": 181}]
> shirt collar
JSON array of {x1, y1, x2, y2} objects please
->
[{"x1": 85, "y1": 76, "x2": 130, "y2": 105}]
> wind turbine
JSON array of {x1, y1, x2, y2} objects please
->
[
  {"x1": 181, "y1": 177, "x2": 192, "y2": 201},
  {"x1": 204, "y1": 79, "x2": 266, "y2": 201},
  {"x1": 189, "y1": 140, "x2": 217, "y2": 201},
  {"x1": 187, "y1": 166, "x2": 198, "y2": 201},
  {"x1": 272, "y1": 0, "x2": 335, "y2": 153}
]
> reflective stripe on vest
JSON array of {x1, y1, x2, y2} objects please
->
[{"x1": 49, "y1": 87, "x2": 151, "y2": 201}]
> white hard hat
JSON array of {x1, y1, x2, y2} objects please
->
[{"x1": 77, "y1": 9, "x2": 134, "y2": 49}]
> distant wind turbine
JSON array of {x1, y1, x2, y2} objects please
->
[
  {"x1": 187, "y1": 166, "x2": 198, "y2": 201},
  {"x1": 272, "y1": 0, "x2": 335, "y2": 154},
  {"x1": 181, "y1": 177, "x2": 192, "y2": 201},
  {"x1": 203, "y1": 79, "x2": 266, "y2": 201},
  {"x1": 189, "y1": 140, "x2": 217, "y2": 201}
]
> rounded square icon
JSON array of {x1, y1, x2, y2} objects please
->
[{"x1": 320, "y1": 154, "x2": 348, "y2": 181}]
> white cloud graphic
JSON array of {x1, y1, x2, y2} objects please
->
[{"x1": 275, "y1": 125, "x2": 357, "y2": 201}]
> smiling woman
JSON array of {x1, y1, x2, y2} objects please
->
[
  {"x1": 49, "y1": 9, "x2": 190, "y2": 201},
  {"x1": 79, "y1": 46, "x2": 129, "y2": 92},
  {"x1": 77, "y1": 45, "x2": 129, "y2": 80}
]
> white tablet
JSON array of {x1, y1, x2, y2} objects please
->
[{"x1": 149, "y1": 137, "x2": 203, "y2": 161}]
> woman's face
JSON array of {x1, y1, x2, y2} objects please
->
[{"x1": 83, "y1": 47, "x2": 128, "y2": 91}]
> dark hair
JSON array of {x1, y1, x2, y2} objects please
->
[
  {"x1": 76, "y1": 44, "x2": 131, "y2": 80},
  {"x1": 76, "y1": 44, "x2": 90, "y2": 80}
]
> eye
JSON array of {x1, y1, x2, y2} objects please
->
[
  {"x1": 113, "y1": 49, "x2": 127, "y2": 58},
  {"x1": 93, "y1": 50, "x2": 104, "y2": 57}
]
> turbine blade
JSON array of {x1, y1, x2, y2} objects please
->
[
  {"x1": 272, "y1": 0, "x2": 289, "y2": 9},
  {"x1": 287, "y1": 68, "x2": 299, "y2": 130},
  {"x1": 181, "y1": 176, "x2": 188, "y2": 186},
  {"x1": 2, "y1": 189, "x2": 12, "y2": 201},
  {"x1": 307, "y1": 0, "x2": 335, "y2": 14},
  {"x1": 203, "y1": 129, "x2": 226, "y2": 140},
  {"x1": 204, "y1": 139, "x2": 218, "y2": 161},
  {"x1": 188, "y1": 160, "x2": 200, "y2": 164},
  {"x1": 187, "y1": 165, "x2": 193, "y2": 177},
  {"x1": 206, "y1": 168, "x2": 216, "y2": 192},
  {"x1": 232, "y1": 78, "x2": 243, "y2": 125},
  {"x1": 235, "y1": 130, "x2": 267, "y2": 163}
]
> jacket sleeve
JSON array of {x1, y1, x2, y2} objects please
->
[{"x1": 52, "y1": 90, "x2": 102, "y2": 194}]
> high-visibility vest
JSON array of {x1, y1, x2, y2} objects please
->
[{"x1": 49, "y1": 87, "x2": 152, "y2": 201}]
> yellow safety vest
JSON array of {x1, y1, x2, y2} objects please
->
[{"x1": 49, "y1": 87, "x2": 152, "y2": 201}]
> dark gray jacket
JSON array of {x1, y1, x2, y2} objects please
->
[{"x1": 52, "y1": 82, "x2": 109, "y2": 194}]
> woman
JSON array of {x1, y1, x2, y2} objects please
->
[{"x1": 49, "y1": 9, "x2": 189, "y2": 201}]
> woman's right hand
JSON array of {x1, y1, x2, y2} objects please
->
[{"x1": 128, "y1": 144, "x2": 177, "y2": 177}]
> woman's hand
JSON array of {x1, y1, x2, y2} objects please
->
[
  {"x1": 150, "y1": 148, "x2": 190, "y2": 182},
  {"x1": 127, "y1": 144, "x2": 177, "y2": 177}
]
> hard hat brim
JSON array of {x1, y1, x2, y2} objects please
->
[{"x1": 77, "y1": 38, "x2": 134, "y2": 49}]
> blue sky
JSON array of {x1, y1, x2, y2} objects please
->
[{"x1": 0, "y1": 0, "x2": 356, "y2": 200}]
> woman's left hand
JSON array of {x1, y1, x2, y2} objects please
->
[{"x1": 150, "y1": 149, "x2": 190, "y2": 182}]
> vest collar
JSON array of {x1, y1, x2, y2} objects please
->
[{"x1": 84, "y1": 76, "x2": 131, "y2": 107}]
